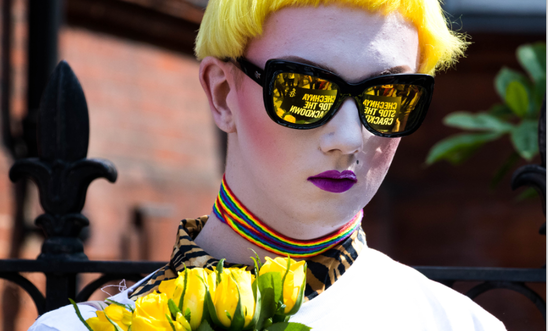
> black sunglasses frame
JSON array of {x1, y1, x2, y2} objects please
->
[{"x1": 236, "y1": 57, "x2": 435, "y2": 138}]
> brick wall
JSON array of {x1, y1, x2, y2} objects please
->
[
  {"x1": 0, "y1": 3, "x2": 221, "y2": 329},
  {"x1": 59, "y1": 26, "x2": 221, "y2": 262}
]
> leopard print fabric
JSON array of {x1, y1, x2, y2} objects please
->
[{"x1": 130, "y1": 215, "x2": 366, "y2": 301}]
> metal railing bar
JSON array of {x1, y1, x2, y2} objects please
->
[
  {"x1": 0, "y1": 259, "x2": 165, "y2": 274},
  {"x1": 0, "y1": 260, "x2": 544, "y2": 283},
  {"x1": 465, "y1": 281, "x2": 546, "y2": 321},
  {"x1": 0, "y1": 272, "x2": 46, "y2": 315},
  {"x1": 414, "y1": 266, "x2": 546, "y2": 283}
]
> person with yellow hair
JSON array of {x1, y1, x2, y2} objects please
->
[{"x1": 31, "y1": 0, "x2": 506, "y2": 330}]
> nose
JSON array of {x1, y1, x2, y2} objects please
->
[{"x1": 318, "y1": 98, "x2": 365, "y2": 155}]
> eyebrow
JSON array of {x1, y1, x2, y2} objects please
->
[
  {"x1": 279, "y1": 55, "x2": 412, "y2": 81},
  {"x1": 377, "y1": 66, "x2": 410, "y2": 76}
]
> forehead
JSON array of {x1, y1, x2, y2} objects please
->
[{"x1": 245, "y1": 5, "x2": 419, "y2": 81}]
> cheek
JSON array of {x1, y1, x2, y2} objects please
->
[
  {"x1": 358, "y1": 137, "x2": 400, "y2": 183},
  {"x1": 350, "y1": 137, "x2": 399, "y2": 208},
  {"x1": 373, "y1": 138, "x2": 400, "y2": 167},
  {"x1": 234, "y1": 84, "x2": 286, "y2": 167}
]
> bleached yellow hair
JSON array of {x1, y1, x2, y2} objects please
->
[{"x1": 195, "y1": 0, "x2": 468, "y2": 75}]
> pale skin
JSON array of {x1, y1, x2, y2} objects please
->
[{"x1": 196, "y1": 5, "x2": 420, "y2": 264}]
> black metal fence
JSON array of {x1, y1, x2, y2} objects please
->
[{"x1": 0, "y1": 61, "x2": 545, "y2": 322}]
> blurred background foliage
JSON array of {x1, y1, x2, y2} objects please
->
[{"x1": 426, "y1": 42, "x2": 546, "y2": 189}]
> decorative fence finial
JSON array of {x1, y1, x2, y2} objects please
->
[{"x1": 9, "y1": 60, "x2": 117, "y2": 260}]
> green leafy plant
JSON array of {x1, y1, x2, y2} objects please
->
[{"x1": 426, "y1": 42, "x2": 546, "y2": 186}]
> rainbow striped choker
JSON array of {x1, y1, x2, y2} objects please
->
[{"x1": 212, "y1": 175, "x2": 363, "y2": 258}]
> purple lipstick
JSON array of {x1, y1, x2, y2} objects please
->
[{"x1": 308, "y1": 170, "x2": 357, "y2": 193}]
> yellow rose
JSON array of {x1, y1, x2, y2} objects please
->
[
  {"x1": 86, "y1": 303, "x2": 132, "y2": 331},
  {"x1": 159, "y1": 268, "x2": 211, "y2": 330},
  {"x1": 158, "y1": 276, "x2": 184, "y2": 303},
  {"x1": 259, "y1": 257, "x2": 306, "y2": 314},
  {"x1": 213, "y1": 268, "x2": 255, "y2": 328},
  {"x1": 105, "y1": 304, "x2": 132, "y2": 330},
  {"x1": 86, "y1": 312, "x2": 112, "y2": 331},
  {"x1": 132, "y1": 292, "x2": 173, "y2": 331},
  {"x1": 204, "y1": 268, "x2": 217, "y2": 295}
]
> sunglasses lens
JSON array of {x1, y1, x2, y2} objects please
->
[
  {"x1": 361, "y1": 84, "x2": 426, "y2": 134},
  {"x1": 272, "y1": 72, "x2": 338, "y2": 125}
]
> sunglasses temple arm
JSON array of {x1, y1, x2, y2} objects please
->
[{"x1": 236, "y1": 58, "x2": 266, "y2": 86}]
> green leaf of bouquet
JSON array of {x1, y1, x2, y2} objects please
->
[
  {"x1": 168, "y1": 298, "x2": 182, "y2": 320},
  {"x1": 275, "y1": 304, "x2": 287, "y2": 319},
  {"x1": 184, "y1": 308, "x2": 192, "y2": 324},
  {"x1": 250, "y1": 249, "x2": 263, "y2": 270},
  {"x1": 262, "y1": 318, "x2": 274, "y2": 329},
  {"x1": 256, "y1": 271, "x2": 285, "y2": 329},
  {"x1": 256, "y1": 287, "x2": 276, "y2": 330},
  {"x1": 259, "y1": 272, "x2": 283, "y2": 304},
  {"x1": 69, "y1": 298, "x2": 94, "y2": 331},
  {"x1": 265, "y1": 322, "x2": 312, "y2": 331},
  {"x1": 252, "y1": 278, "x2": 258, "y2": 301},
  {"x1": 105, "y1": 299, "x2": 124, "y2": 307},
  {"x1": 247, "y1": 276, "x2": 262, "y2": 330},
  {"x1": 426, "y1": 132, "x2": 502, "y2": 165},
  {"x1": 203, "y1": 280, "x2": 223, "y2": 327},
  {"x1": 272, "y1": 312, "x2": 289, "y2": 324},
  {"x1": 510, "y1": 120, "x2": 539, "y2": 161},
  {"x1": 517, "y1": 43, "x2": 546, "y2": 83},
  {"x1": 505, "y1": 80, "x2": 529, "y2": 118},
  {"x1": 166, "y1": 313, "x2": 178, "y2": 331},
  {"x1": 443, "y1": 111, "x2": 513, "y2": 132},
  {"x1": 196, "y1": 320, "x2": 216, "y2": 331},
  {"x1": 200, "y1": 283, "x2": 211, "y2": 327},
  {"x1": 179, "y1": 267, "x2": 189, "y2": 312},
  {"x1": 216, "y1": 259, "x2": 225, "y2": 287},
  {"x1": 104, "y1": 311, "x2": 125, "y2": 331},
  {"x1": 495, "y1": 67, "x2": 531, "y2": 102},
  {"x1": 277, "y1": 258, "x2": 292, "y2": 316},
  {"x1": 272, "y1": 314, "x2": 289, "y2": 323}
]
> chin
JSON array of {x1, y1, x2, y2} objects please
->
[{"x1": 305, "y1": 203, "x2": 361, "y2": 224}]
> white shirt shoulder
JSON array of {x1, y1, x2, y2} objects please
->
[{"x1": 291, "y1": 247, "x2": 507, "y2": 331}]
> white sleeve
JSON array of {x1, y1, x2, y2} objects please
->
[
  {"x1": 292, "y1": 248, "x2": 507, "y2": 331},
  {"x1": 28, "y1": 270, "x2": 157, "y2": 331},
  {"x1": 28, "y1": 303, "x2": 99, "y2": 331}
]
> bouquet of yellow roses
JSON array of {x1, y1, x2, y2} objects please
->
[{"x1": 72, "y1": 256, "x2": 310, "y2": 331}]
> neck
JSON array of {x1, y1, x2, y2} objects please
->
[
  {"x1": 196, "y1": 175, "x2": 362, "y2": 263},
  {"x1": 195, "y1": 213, "x2": 287, "y2": 265}
]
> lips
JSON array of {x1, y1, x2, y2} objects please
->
[{"x1": 307, "y1": 170, "x2": 357, "y2": 193}]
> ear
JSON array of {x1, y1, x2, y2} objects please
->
[{"x1": 199, "y1": 56, "x2": 238, "y2": 133}]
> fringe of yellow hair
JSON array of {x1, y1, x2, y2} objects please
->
[{"x1": 195, "y1": 0, "x2": 469, "y2": 75}]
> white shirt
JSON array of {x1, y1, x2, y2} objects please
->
[
  {"x1": 29, "y1": 247, "x2": 506, "y2": 330},
  {"x1": 291, "y1": 248, "x2": 506, "y2": 330}
]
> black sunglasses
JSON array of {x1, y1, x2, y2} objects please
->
[{"x1": 235, "y1": 57, "x2": 435, "y2": 138}]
